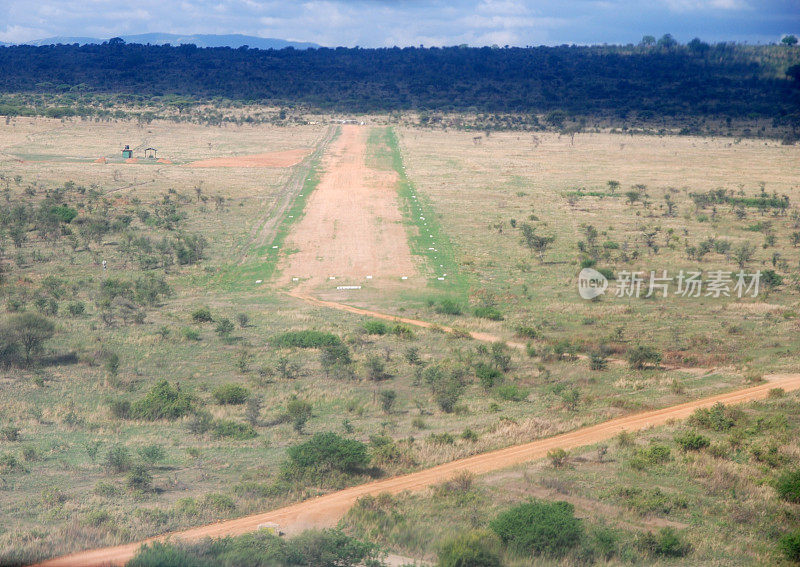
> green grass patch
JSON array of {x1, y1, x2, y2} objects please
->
[{"x1": 369, "y1": 127, "x2": 467, "y2": 294}]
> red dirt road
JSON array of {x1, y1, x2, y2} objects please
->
[{"x1": 33, "y1": 373, "x2": 800, "y2": 567}]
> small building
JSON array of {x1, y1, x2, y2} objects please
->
[
  {"x1": 122, "y1": 145, "x2": 133, "y2": 159},
  {"x1": 144, "y1": 147, "x2": 157, "y2": 159}
]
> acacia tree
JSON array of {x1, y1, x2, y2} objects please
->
[
  {"x1": 734, "y1": 242, "x2": 756, "y2": 268},
  {"x1": 520, "y1": 223, "x2": 556, "y2": 263},
  {"x1": 3, "y1": 313, "x2": 55, "y2": 365}
]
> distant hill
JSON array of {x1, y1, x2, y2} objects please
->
[{"x1": 13, "y1": 33, "x2": 319, "y2": 50}]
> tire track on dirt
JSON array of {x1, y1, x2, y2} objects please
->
[
  {"x1": 285, "y1": 291, "x2": 712, "y2": 374},
  {"x1": 242, "y1": 126, "x2": 337, "y2": 263},
  {"x1": 32, "y1": 373, "x2": 800, "y2": 567}
]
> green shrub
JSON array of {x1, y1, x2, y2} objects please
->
[
  {"x1": 461, "y1": 428, "x2": 479, "y2": 442},
  {"x1": 689, "y1": 402, "x2": 741, "y2": 431},
  {"x1": 127, "y1": 464, "x2": 153, "y2": 491},
  {"x1": 50, "y1": 205, "x2": 78, "y2": 223},
  {"x1": 589, "y1": 351, "x2": 608, "y2": 370},
  {"x1": 287, "y1": 396, "x2": 313, "y2": 433},
  {"x1": 379, "y1": 390, "x2": 397, "y2": 413},
  {"x1": 391, "y1": 324, "x2": 415, "y2": 339},
  {"x1": 0, "y1": 425, "x2": 20, "y2": 441},
  {"x1": 428, "y1": 432, "x2": 455, "y2": 445},
  {"x1": 475, "y1": 363, "x2": 502, "y2": 390},
  {"x1": 138, "y1": 444, "x2": 166, "y2": 464},
  {"x1": 215, "y1": 318, "x2": 235, "y2": 337},
  {"x1": 284, "y1": 432, "x2": 369, "y2": 476},
  {"x1": 273, "y1": 330, "x2": 342, "y2": 348},
  {"x1": 627, "y1": 345, "x2": 662, "y2": 369},
  {"x1": 191, "y1": 307, "x2": 213, "y2": 323},
  {"x1": 776, "y1": 470, "x2": 800, "y2": 503},
  {"x1": 780, "y1": 530, "x2": 800, "y2": 563},
  {"x1": 204, "y1": 493, "x2": 236, "y2": 512},
  {"x1": 630, "y1": 444, "x2": 671, "y2": 470},
  {"x1": 363, "y1": 320, "x2": 388, "y2": 335},
  {"x1": 436, "y1": 299, "x2": 463, "y2": 316},
  {"x1": 213, "y1": 420, "x2": 257, "y2": 440},
  {"x1": 675, "y1": 430, "x2": 710, "y2": 451},
  {"x1": 514, "y1": 325, "x2": 539, "y2": 339},
  {"x1": 639, "y1": 527, "x2": 690, "y2": 558},
  {"x1": 424, "y1": 364, "x2": 467, "y2": 413},
  {"x1": 473, "y1": 306, "x2": 503, "y2": 320},
  {"x1": 128, "y1": 542, "x2": 211, "y2": 567},
  {"x1": 131, "y1": 380, "x2": 194, "y2": 420},
  {"x1": 490, "y1": 499, "x2": 584, "y2": 557},
  {"x1": 182, "y1": 327, "x2": 201, "y2": 341},
  {"x1": 106, "y1": 445, "x2": 132, "y2": 473},
  {"x1": 213, "y1": 384, "x2": 250, "y2": 405},
  {"x1": 108, "y1": 398, "x2": 131, "y2": 419},
  {"x1": 495, "y1": 383, "x2": 529, "y2": 402},
  {"x1": 66, "y1": 301, "x2": 86, "y2": 317},
  {"x1": 437, "y1": 529, "x2": 503, "y2": 567}
]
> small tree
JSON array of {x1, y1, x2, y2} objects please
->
[
  {"x1": 287, "y1": 396, "x2": 312, "y2": 433},
  {"x1": 106, "y1": 445, "x2": 132, "y2": 473},
  {"x1": 215, "y1": 318, "x2": 234, "y2": 338},
  {"x1": 379, "y1": 390, "x2": 397, "y2": 414},
  {"x1": 607, "y1": 180, "x2": 620, "y2": 194},
  {"x1": 548, "y1": 448, "x2": 568, "y2": 468},
  {"x1": 628, "y1": 345, "x2": 662, "y2": 369},
  {"x1": 782, "y1": 34, "x2": 798, "y2": 46},
  {"x1": 5, "y1": 313, "x2": 55, "y2": 365},
  {"x1": 127, "y1": 464, "x2": 153, "y2": 491},
  {"x1": 733, "y1": 242, "x2": 755, "y2": 268},
  {"x1": 245, "y1": 396, "x2": 262, "y2": 426},
  {"x1": 520, "y1": 223, "x2": 555, "y2": 262}
]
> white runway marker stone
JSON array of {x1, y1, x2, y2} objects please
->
[
  {"x1": 292, "y1": 277, "x2": 299, "y2": 282},
  {"x1": 329, "y1": 276, "x2": 336, "y2": 280},
  {"x1": 255, "y1": 280, "x2": 263, "y2": 284},
  {"x1": 366, "y1": 275, "x2": 373, "y2": 280},
  {"x1": 401, "y1": 276, "x2": 408, "y2": 280}
]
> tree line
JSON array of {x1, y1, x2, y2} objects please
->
[{"x1": 0, "y1": 39, "x2": 798, "y2": 130}]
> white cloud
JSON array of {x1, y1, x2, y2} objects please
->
[{"x1": 662, "y1": 0, "x2": 749, "y2": 11}]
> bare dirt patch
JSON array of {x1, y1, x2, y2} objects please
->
[
  {"x1": 187, "y1": 148, "x2": 310, "y2": 168},
  {"x1": 279, "y1": 125, "x2": 417, "y2": 289}
]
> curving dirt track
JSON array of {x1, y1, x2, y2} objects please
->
[
  {"x1": 33, "y1": 373, "x2": 800, "y2": 567},
  {"x1": 285, "y1": 292, "x2": 710, "y2": 374}
]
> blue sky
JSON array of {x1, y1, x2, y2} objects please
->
[{"x1": 0, "y1": 0, "x2": 797, "y2": 46}]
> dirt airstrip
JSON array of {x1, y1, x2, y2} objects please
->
[{"x1": 278, "y1": 125, "x2": 417, "y2": 289}]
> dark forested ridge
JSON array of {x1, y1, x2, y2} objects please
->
[{"x1": 1, "y1": 40, "x2": 799, "y2": 131}]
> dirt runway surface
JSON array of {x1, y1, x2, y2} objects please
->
[
  {"x1": 187, "y1": 148, "x2": 311, "y2": 168},
  {"x1": 33, "y1": 373, "x2": 800, "y2": 567},
  {"x1": 279, "y1": 125, "x2": 417, "y2": 289}
]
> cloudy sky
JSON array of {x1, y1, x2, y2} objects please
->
[{"x1": 0, "y1": 0, "x2": 797, "y2": 47}]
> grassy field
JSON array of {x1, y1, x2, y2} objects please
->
[{"x1": 0, "y1": 115, "x2": 799, "y2": 566}]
